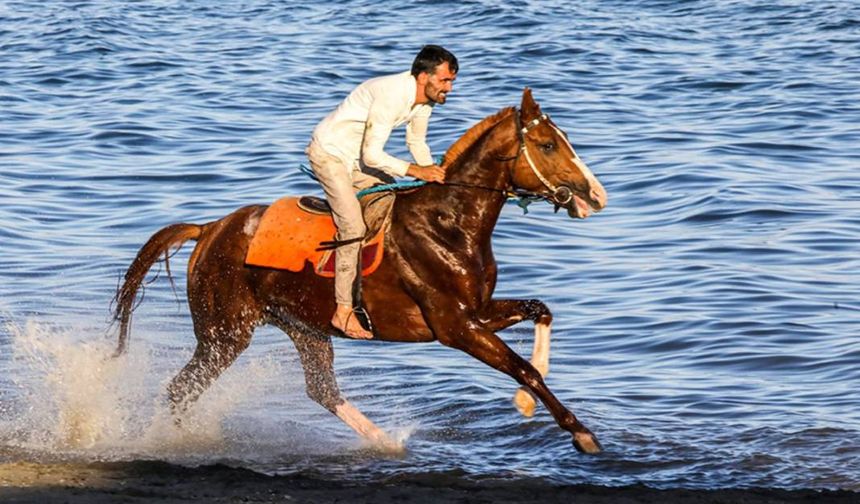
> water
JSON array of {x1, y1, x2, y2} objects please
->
[{"x1": 1, "y1": 0, "x2": 859, "y2": 492}]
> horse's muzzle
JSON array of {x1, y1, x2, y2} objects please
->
[{"x1": 553, "y1": 184, "x2": 602, "y2": 219}]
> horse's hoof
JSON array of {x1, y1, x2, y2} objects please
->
[
  {"x1": 365, "y1": 436, "x2": 406, "y2": 455},
  {"x1": 573, "y1": 431, "x2": 603, "y2": 454},
  {"x1": 513, "y1": 387, "x2": 536, "y2": 417}
]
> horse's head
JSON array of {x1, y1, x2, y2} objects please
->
[{"x1": 509, "y1": 88, "x2": 607, "y2": 219}]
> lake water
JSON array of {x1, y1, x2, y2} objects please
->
[{"x1": 1, "y1": 0, "x2": 858, "y2": 491}]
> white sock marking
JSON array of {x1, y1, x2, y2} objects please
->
[
  {"x1": 532, "y1": 322, "x2": 551, "y2": 377},
  {"x1": 335, "y1": 401, "x2": 400, "y2": 450}
]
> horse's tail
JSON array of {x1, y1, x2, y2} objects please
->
[{"x1": 111, "y1": 223, "x2": 204, "y2": 357}]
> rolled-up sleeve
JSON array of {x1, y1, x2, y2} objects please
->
[
  {"x1": 406, "y1": 107, "x2": 434, "y2": 166},
  {"x1": 361, "y1": 96, "x2": 411, "y2": 177}
]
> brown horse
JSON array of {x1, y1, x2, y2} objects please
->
[{"x1": 113, "y1": 88, "x2": 608, "y2": 454}]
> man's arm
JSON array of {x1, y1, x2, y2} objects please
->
[
  {"x1": 362, "y1": 93, "x2": 445, "y2": 182},
  {"x1": 361, "y1": 95, "x2": 412, "y2": 177},
  {"x1": 406, "y1": 111, "x2": 433, "y2": 166},
  {"x1": 405, "y1": 108, "x2": 445, "y2": 182}
]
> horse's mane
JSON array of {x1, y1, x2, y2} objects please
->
[{"x1": 442, "y1": 106, "x2": 516, "y2": 167}]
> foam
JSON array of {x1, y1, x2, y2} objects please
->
[{"x1": 1, "y1": 319, "x2": 284, "y2": 461}]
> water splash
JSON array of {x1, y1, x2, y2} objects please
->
[
  {"x1": 0, "y1": 318, "x2": 420, "y2": 469},
  {"x1": 0, "y1": 319, "x2": 291, "y2": 462},
  {"x1": 2, "y1": 319, "x2": 138, "y2": 451}
]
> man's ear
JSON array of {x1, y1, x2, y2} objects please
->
[{"x1": 416, "y1": 72, "x2": 430, "y2": 86}]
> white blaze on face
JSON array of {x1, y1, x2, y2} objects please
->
[
  {"x1": 550, "y1": 123, "x2": 607, "y2": 209},
  {"x1": 572, "y1": 152, "x2": 607, "y2": 210}
]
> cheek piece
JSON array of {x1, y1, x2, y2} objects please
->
[{"x1": 518, "y1": 113, "x2": 581, "y2": 205}]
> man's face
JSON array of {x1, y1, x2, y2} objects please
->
[{"x1": 423, "y1": 61, "x2": 457, "y2": 105}]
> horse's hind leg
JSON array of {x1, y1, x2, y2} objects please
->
[
  {"x1": 479, "y1": 299, "x2": 552, "y2": 417},
  {"x1": 167, "y1": 322, "x2": 253, "y2": 418},
  {"x1": 288, "y1": 328, "x2": 401, "y2": 451}
]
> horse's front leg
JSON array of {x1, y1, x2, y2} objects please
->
[
  {"x1": 432, "y1": 316, "x2": 601, "y2": 454},
  {"x1": 478, "y1": 300, "x2": 552, "y2": 417}
]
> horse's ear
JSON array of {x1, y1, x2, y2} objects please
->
[{"x1": 520, "y1": 87, "x2": 541, "y2": 119}]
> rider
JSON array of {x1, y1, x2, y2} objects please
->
[{"x1": 305, "y1": 45, "x2": 458, "y2": 339}]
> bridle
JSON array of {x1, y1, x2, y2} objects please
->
[
  {"x1": 513, "y1": 109, "x2": 581, "y2": 208},
  {"x1": 440, "y1": 108, "x2": 587, "y2": 212}
]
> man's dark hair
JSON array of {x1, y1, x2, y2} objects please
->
[{"x1": 411, "y1": 45, "x2": 458, "y2": 77}]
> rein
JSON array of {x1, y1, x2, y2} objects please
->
[
  {"x1": 356, "y1": 108, "x2": 572, "y2": 209},
  {"x1": 321, "y1": 179, "x2": 548, "y2": 250},
  {"x1": 439, "y1": 181, "x2": 550, "y2": 213},
  {"x1": 354, "y1": 179, "x2": 551, "y2": 215},
  {"x1": 310, "y1": 107, "x2": 585, "y2": 249}
]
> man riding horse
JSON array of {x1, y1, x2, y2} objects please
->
[
  {"x1": 306, "y1": 45, "x2": 457, "y2": 339},
  {"x1": 113, "y1": 51, "x2": 608, "y2": 453}
]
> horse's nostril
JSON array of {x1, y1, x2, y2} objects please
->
[{"x1": 590, "y1": 186, "x2": 607, "y2": 208}]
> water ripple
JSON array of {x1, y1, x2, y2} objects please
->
[{"x1": 1, "y1": 0, "x2": 859, "y2": 493}]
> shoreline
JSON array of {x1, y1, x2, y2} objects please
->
[{"x1": 0, "y1": 461, "x2": 856, "y2": 504}]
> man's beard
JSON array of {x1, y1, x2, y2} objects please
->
[{"x1": 429, "y1": 89, "x2": 447, "y2": 104}]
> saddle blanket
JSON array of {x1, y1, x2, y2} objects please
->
[{"x1": 245, "y1": 196, "x2": 385, "y2": 277}]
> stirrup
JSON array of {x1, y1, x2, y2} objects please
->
[{"x1": 350, "y1": 305, "x2": 374, "y2": 333}]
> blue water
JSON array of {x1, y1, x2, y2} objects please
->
[{"x1": 1, "y1": 0, "x2": 859, "y2": 492}]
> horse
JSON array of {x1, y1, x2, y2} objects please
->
[{"x1": 112, "y1": 88, "x2": 608, "y2": 454}]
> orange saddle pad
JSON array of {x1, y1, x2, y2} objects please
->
[{"x1": 245, "y1": 197, "x2": 384, "y2": 277}]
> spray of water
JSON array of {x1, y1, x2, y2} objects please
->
[
  {"x1": 0, "y1": 318, "x2": 417, "y2": 468},
  {"x1": 0, "y1": 319, "x2": 298, "y2": 463}
]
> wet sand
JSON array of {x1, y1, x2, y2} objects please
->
[{"x1": 0, "y1": 461, "x2": 856, "y2": 503}]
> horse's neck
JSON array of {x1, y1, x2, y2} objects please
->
[
  {"x1": 445, "y1": 157, "x2": 510, "y2": 236},
  {"x1": 395, "y1": 129, "x2": 512, "y2": 249}
]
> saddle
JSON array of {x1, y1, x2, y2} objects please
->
[{"x1": 245, "y1": 192, "x2": 394, "y2": 277}]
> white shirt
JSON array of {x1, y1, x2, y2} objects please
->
[{"x1": 311, "y1": 71, "x2": 435, "y2": 177}]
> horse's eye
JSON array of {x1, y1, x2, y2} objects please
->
[{"x1": 541, "y1": 142, "x2": 555, "y2": 152}]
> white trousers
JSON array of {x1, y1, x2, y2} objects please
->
[{"x1": 305, "y1": 142, "x2": 389, "y2": 307}]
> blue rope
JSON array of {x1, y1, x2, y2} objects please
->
[
  {"x1": 301, "y1": 164, "x2": 426, "y2": 197},
  {"x1": 357, "y1": 180, "x2": 540, "y2": 214},
  {"x1": 299, "y1": 164, "x2": 319, "y2": 181},
  {"x1": 356, "y1": 180, "x2": 427, "y2": 198},
  {"x1": 300, "y1": 163, "x2": 538, "y2": 213}
]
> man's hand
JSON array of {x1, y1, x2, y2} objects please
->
[{"x1": 407, "y1": 163, "x2": 446, "y2": 183}]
